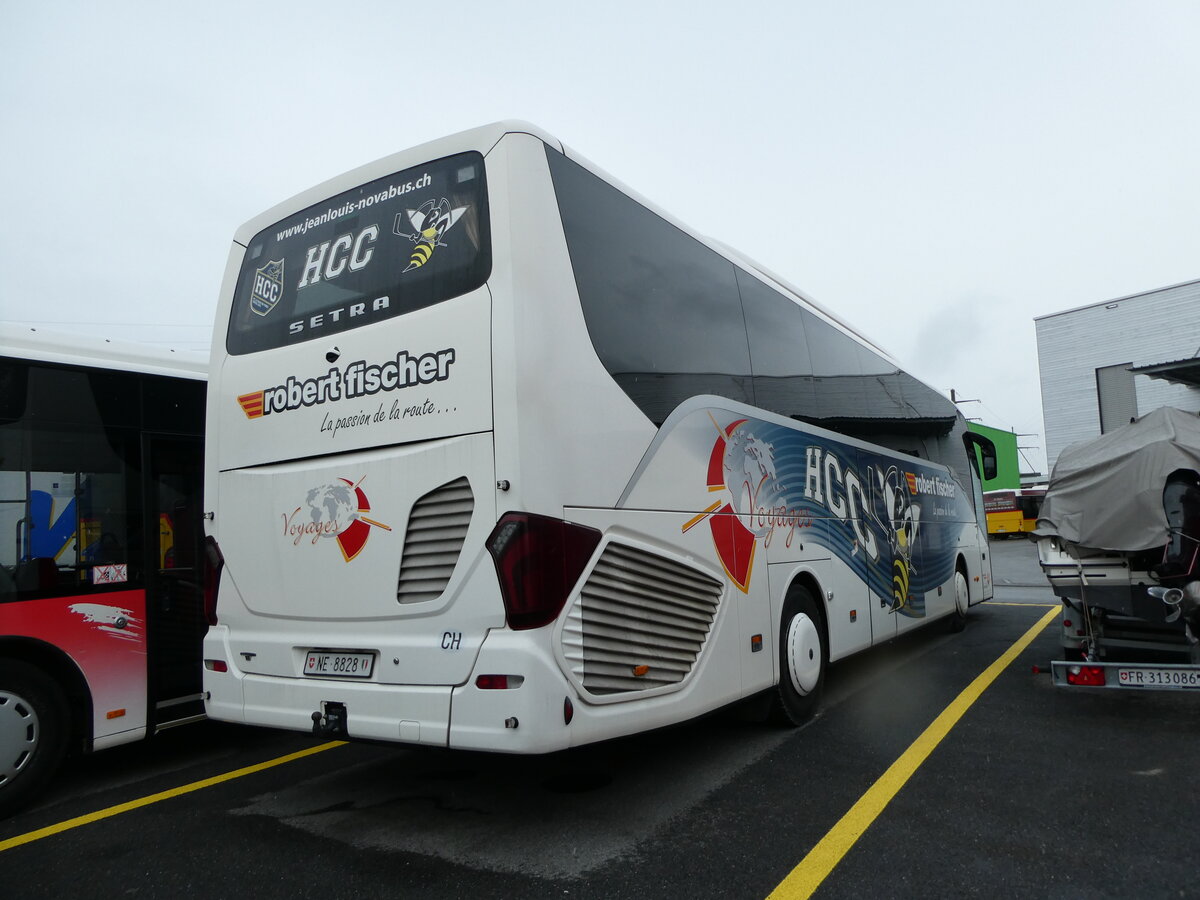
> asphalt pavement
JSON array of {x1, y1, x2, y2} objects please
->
[
  {"x1": 4, "y1": 535, "x2": 1197, "y2": 899},
  {"x1": 988, "y1": 535, "x2": 1048, "y2": 589}
]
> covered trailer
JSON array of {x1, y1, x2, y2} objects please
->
[{"x1": 1035, "y1": 407, "x2": 1200, "y2": 689}]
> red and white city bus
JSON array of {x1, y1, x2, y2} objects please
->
[{"x1": 0, "y1": 328, "x2": 207, "y2": 815}]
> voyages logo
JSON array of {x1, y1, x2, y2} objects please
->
[
  {"x1": 682, "y1": 414, "x2": 928, "y2": 613},
  {"x1": 682, "y1": 417, "x2": 827, "y2": 593},
  {"x1": 282, "y1": 477, "x2": 391, "y2": 562}
]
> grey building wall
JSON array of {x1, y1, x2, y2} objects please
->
[{"x1": 1035, "y1": 279, "x2": 1200, "y2": 473}]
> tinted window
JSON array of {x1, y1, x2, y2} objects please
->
[
  {"x1": 0, "y1": 361, "x2": 27, "y2": 425},
  {"x1": 738, "y1": 267, "x2": 959, "y2": 453},
  {"x1": 546, "y1": 147, "x2": 752, "y2": 423},
  {"x1": 544, "y1": 144, "x2": 962, "y2": 461},
  {"x1": 0, "y1": 361, "x2": 205, "y2": 605},
  {"x1": 228, "y1": 152, "x2": 490, "y2": 355},
  {"x1": 1, "y1": 364, "x2": 137, "y2": 602},
  {"x1": 143, "y1": 372, "x2": 207, "y2": 434},
  {"x1": 20, "y1": 366, "x2": 136, "y2": 432},
  {"x1": 737, "y1": 268, "x2": 817, "y2": 420},
  {"x1": 803, "y1": 312, "x2": 871, "y2": 419}
]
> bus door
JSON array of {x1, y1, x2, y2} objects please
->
[{"x1": 142, "y1": 434, "x2": 206, "y2": 727}]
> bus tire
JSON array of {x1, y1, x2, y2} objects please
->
[
  {"x1": 947, "y1": 565, "x2": 969, "y2": 633},
  {"x1": 0, "y1": 661, "x2": 70, "y2": 818},
  {"x1": 769, "y1": 586, "x2": 826, "y2": 726}
]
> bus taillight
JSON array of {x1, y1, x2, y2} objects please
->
[
  {"x1": 486, "y1": 512, "x2": 601, "y2": 630},
  {"x1": 203, "y1": 535, "x2": 225, "y2": 626}
]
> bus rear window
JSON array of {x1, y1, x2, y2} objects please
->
[{"x1": 227, "y1": 152, "x2": 490, "y2": 355}]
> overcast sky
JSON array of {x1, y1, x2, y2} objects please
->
[{"x1": 4, "y1": 2, "x2": 1198, "y2": 475}]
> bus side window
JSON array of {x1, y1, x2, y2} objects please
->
[
  {"x1": 2, "y1": 364, "x2": 138, "y2": 601},
  {"x1": 15, "y1": 557, "x2": 59, "y2": 592}
]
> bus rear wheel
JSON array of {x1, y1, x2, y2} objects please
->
[
  {"x1": 770, "y1": 586, "x2": 826, "y2": 726},
  {"x1": 0, "y1": 661, "x2": 69, "y2": 818}
]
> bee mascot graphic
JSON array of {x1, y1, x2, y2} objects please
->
[
  {"x1": 874, "y1": 466, "x2": 920, "y2": 610},
  {"x1": 394, "y1": 198, "x2": 467, "y2": 272}
]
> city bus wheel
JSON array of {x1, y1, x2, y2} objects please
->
[
  {"x1": 947, "y1": 566, "x2": 969, "y2": 633},
  {"x1": 770, "y1": 586, "x2": 826, "y2": 726},
  {"x1": 0, "y1": 662, "x2": 70, "y2": 818}
]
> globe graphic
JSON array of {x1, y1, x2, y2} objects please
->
[{"x1": 305, "y1": 483, "x2": 358, "y2": 537}]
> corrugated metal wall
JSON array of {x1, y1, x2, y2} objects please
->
[{"x1": 1035, "y1": 280, "x2": 1200, "y2": 473}]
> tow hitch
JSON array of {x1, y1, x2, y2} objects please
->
[{"x1": 311, "y1": 701, "x2": 348, "y2": 737}]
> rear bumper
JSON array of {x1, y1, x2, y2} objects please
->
[
  {"x1": 204, "y1": 631, "x2": 453, "y2": 746},
  {"x1": 1050, "y1": 658, "x2": 1200, "y2": 690},
  {"x1": 203, "y1": 625, "x2": 579, "y2": 753}
]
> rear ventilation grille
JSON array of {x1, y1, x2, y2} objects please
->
[
  {"x1": 562, "y1": 543, "x2": 723, "y2": 695},
  {"x1": 396, "y1": 477, "x2": 473, "y2": 604}
]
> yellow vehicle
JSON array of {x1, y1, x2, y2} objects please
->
[{"x1": 985, "y1": 487, "x2": 1045, "y2": 537}]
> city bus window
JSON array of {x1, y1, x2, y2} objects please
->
[
  {"x1": 0, "y1": 361, "x2": 27, "y2": 425},
  {"x1": 0, "y1": 364, "x2": 137, "y2": 602}
]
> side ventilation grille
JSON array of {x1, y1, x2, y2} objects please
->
[
  {"x1": 562, "y1": 543, "x2": 723, "y2": 695},
  {"x1": 397, "y1": 477, "x2": 473, "y2": 604}
]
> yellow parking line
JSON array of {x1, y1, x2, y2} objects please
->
[
  {"x1": 767, "y1": 606, "x2": 1059, "y2": 900},
  {"x1": 988, "y1": 601, "x2": 1057, "y2": 608},
  {"x1": 0, "y1": 740, "x2": 347, "y2": 853}
]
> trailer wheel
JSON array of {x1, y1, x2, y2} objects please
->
[
  {"x1": 770, "y1": 586, "x2": 826, "y2": 726},
  {"x1": 0, "y1": 661, "x2": 69, "y2": 818},
  {"x1": 946, "y1": 566, "x2": 969, "y2": 633}
]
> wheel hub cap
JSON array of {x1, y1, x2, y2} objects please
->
[
  {"x1": 787, "y1": 613, "x2": 821, "y2": 695},
  {"x1": 955, "y1": 572, "x2": 970, "y2": 615},
  {"x1": 0, "y1": 691, "x2": 39, "y2": 786}
]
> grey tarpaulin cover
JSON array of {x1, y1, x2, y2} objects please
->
[{"x1": 1035, "y1": 407, "x2": 1200, "y2": 552}]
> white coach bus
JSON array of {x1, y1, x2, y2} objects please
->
[{"x1": 203, "y1": 121, "x2": 996, "y2": 752}]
